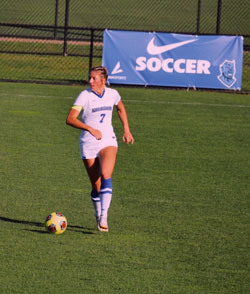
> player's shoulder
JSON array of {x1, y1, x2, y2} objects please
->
[
  {"x1": 79, "y1": 88, "x2": 92, "y2": 96},
  {"x1": 74, "y1": 88, "x2": 92, "y2": 106},
  {"x1": 76, "y1": 88, "x2": 92, "y2": 99},
  {"x1": 105, "y1": 87, "x2": 120, "y2": 97}
]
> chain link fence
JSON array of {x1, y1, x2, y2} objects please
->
[{"x1": 0, "y1": 0, "x2": 249, "y2": 91}]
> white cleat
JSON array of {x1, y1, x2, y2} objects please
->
[{"x1": 98, "y1": 216, "x2": 109, "y2": 232}]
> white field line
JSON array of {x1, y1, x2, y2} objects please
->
[
  {"x1": 0, "y1": 92, "x2": 250, "y2": 109},
  {"x1": 125, "y1": 99, "x2": 250, "y2": 109},
  {"x1": 0, "y1": 93, "x2": 73, "y2": 99}
]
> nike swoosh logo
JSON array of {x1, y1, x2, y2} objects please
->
[{"x1": 147, "y1": 37, "x2": 198, "y2": 55}]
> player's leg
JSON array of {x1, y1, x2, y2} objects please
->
[
  {"x1": 98, "y1": 146, "x2": 118, "y2": 231},
  {"x1": 83, "y1": 158, "x2": 102, "y2": 223},
  {"x1": 99, "y1": 146, "x2": 118, "y2": 179}
]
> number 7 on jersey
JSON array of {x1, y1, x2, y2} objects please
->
[{"x1": 99, "y1": 113, "x2": 106, "y2": 123}]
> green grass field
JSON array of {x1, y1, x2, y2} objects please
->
[
  {"x1": 0, "y1": 81, "x2": 250, "y2": 293},
  {"x1": 1, "y1": 0, "x2": 250, "y2": 91},
  {"x1": 1, "y1": 0, "x2": 249, "y2": 34}
]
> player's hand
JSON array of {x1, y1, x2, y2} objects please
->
[
  {"x1": 123, "y1": 131, "x2": 134, "y2": 144},
  {"x1": 91, "y1": 128, "x2": 102, "y2": 140}
]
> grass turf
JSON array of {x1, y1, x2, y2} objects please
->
[
  {"x1": 1, "y1": 0, "x2": 249, "y2": 34},
  {"x1": 0, "y1": 82, "x2": 250, "y2": 293}
]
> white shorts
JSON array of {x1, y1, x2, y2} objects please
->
[{"x1": 80, "y1": 138, "x2": 118, "y2": 159}]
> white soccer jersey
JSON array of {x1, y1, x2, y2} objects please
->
[{"x1": 73, "y1": 87, "x2": 121, "y2": 149}]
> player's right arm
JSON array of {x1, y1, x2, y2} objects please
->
[{"x1": 66, "y1": 107, "x2": 102, "y2": 140}]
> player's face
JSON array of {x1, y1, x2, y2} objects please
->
[{"x1": 89, "y1": 71, "x2": 105, "y2": 93}]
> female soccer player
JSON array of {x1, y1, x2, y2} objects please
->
[{"x1": 66, "y1": 66, "x2": 134, "y2": 232}]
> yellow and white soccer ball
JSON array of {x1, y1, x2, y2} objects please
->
[{"x1": 45, "y1": 212, "x2": 67, "y2": 235}]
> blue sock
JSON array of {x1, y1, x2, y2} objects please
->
[
  {"x1": 100, "y1": 178, "x2": 112, "y2": 217},
  {"x1": 90, "y1": 189, "x2": 101, "y2": 218}
]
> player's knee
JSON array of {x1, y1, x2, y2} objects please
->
[{"x1": 101, "y1": 168, "x2": 113, "y2": 180}]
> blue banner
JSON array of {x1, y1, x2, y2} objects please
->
[{"x1": 102, "y1": 30, "x2": 243, "y2": 90}]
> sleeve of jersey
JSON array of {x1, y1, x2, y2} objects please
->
[
  {"x1": 72, "y1": 90, "x2": 87, "y2": 111},
  {"x1": 114, "y1": 90, "x2": 121, "y2": 105},
  {"x1": 72, "y1": 105, "x2": 83, "y2": 112}
]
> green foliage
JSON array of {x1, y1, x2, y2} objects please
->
[{"x1": 0, "y1": 82, "x2": 250, "y2": 293}]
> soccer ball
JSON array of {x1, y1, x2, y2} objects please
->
[{"x1": 45, "y1": 212, "x2": 67, "y2": 235}]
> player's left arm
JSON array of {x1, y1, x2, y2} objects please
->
[{"x1": 116, "y1": 100, "x2": 134, "y2": 144}]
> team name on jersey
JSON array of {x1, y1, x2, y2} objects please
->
[{"x1": 92, "y1": 106, "x2": 112, "y2": 113}]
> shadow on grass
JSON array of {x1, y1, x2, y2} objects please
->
[{"x1": 0, "y1": 216, "x2": 94, "y2": 234}]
